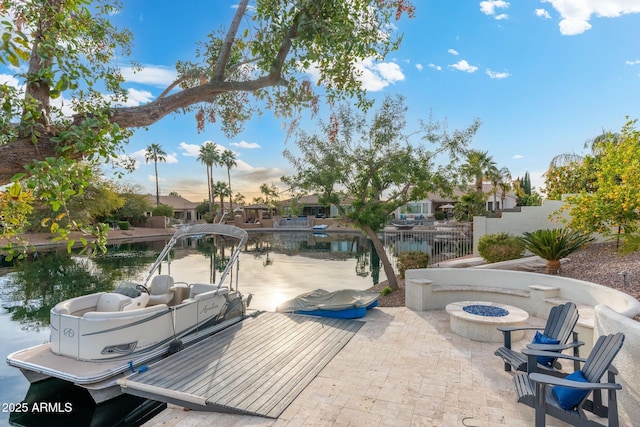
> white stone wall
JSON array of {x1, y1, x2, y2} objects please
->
[
  {"x1": 594, "y1": 305, "x2": 640, "y2": 423},
  {"x1": 473, "y1": 200, "x2": 568, "y2": 255},
  {"x1": 472, "y1": 199, "x2": 610, "y2": 255}
]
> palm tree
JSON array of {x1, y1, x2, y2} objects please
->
[
  {"x1": 220, "y1": 149, "x2": 237, "y2": 216},
  {"x1": 145, "y1": 143, "x2": 167, "y2": 206},
  {"x1": 519, "y1": 228, "x2": 594, "y2": 275},
  {"x1": 487, "y1": 166, "x2": 511, "y2": 214},
  {"x1": 197, "y1": 142, "x2": 220, "y2": 218},
  {"x1": 212, "y1": 180, "x2": 230, "y2": 221},
  {"x1": 461, "y1": 149, "x2": 496, "y2": 194}
]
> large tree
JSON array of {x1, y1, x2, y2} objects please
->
[
  {"x1": 197, "y1": 142, "x2": 220, "y2": 218},
  {"x1": 559, "y1": 120, "x2": 640, "y2": 247},
  {"x1": 220, "y1": 149, "x2": 237, "y2": 215},
  {"x1": 486, "y1": 166, "x2": 511, "y2": 214},
  {"x1": 283, "y1": 95, "x2": 480, "y2": 289},
  {"x1": 460, "y1": 150, "x2": 496, "y2": 194},
  {"x1": 0, "y1": 0, "x2": 415, "y2": 241}
]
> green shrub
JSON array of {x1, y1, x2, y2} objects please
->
[
  {"x1": 380, "y1": 286, "x2": 393, "y2": 296},
  {"x1": 477, "y1": 232, "x2": 524, "y2": 264},
  {"x1": 117, "y1": 221, "x2": 130, "y2": 230},
  {"x1": 434, "y1": 211, "x2": 445, "y2": 220},
  {"x1": 396, "y1": 251, "x2": 430, "y2": 278},
  {"x1": 152, "y1": 204, "x2": 174, "y2": 218}
]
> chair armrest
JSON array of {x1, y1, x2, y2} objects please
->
[
  {"x1": 522, "y1": 347, "x2": 587, "y2": 364},
  {"x1": 529, "y1": 373, "x2": 622, "y2": 391},
  {"x1": 497, "y1": 326, "x2": 541, "y2": 333},
  {"x1": 526, "y1": 341, "x2": 585, "y2": 352}
]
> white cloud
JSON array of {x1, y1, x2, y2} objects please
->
[
  {"x1": 486, "y1": 69, "x2": 510, "y2": 79},
  {"x1": 428, "y1": 63, "x2": 442, "y2": 71},
  {"x1": 0, "y1": 73, "x2": 20, "y2": 88},
  {"x1": 627, "y1": 59, "x2": 640, "y2": 65},
  {"x1": 123, "y1": 88, "x2": 154, "y2": 106},
  {"x1": 559, "y1": 18, "x2": 592, "y2": 35},
  {"x1": 512, "y1": 154, "x2": 524, "y2": 159},
  {"x1": 480, "y1": 0, "x2": 510, "y2": 18},
  {"x1": 355, "y1": 58, "x2": 405, "y2": 91},
  {"x1": 120, "y1": 65, "x2": 177, "y2": 86},
  {"x1": 130, "y1": 148, "x2": 179, "y2": 168},
  {"x1": 304, "y1": 57, "x2": 404, "y2": 92},
  {"x1": 178, "y1": 142, "x2": 202, "y2": 157},
  {"x1": 535, "y1": 8, "x2": 552, "y2": 19},
  {"x1": 449, "y1": 60, "x2": 478, "y2": 73},
  {"x1": 542, "y1": 0, "x2": 640, "y2": 35},
  {"x1": 178, "y1": 140, "x2": 230, "y2": 158},
  {"x1": 415, "y1": 63, "x2": 424, "y2": 71},
  {"x1": 230, "y1": 140, "x2": 261, "y2": 149},
  {"x1": 448, "y1": 48, "x2": 459, "y2": 56}
]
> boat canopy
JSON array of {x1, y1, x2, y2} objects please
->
[{"x1": 144, "y1": 224, "x2": 248, "y2": 287}]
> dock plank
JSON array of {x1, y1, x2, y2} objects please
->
[{"x1": 118, "y1": 312, "x2": 363, "y2": 418}]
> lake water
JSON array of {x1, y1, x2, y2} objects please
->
[{"x1": 0, "y1": 231, "x2": 385, "y2": 426}]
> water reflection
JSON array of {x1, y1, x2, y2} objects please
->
[{"x1": 0, "y1": 231, "x2": 382, "y2": 426}]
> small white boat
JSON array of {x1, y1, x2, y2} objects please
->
[
  {"x1": 7, "y1": 223, "x2": 250, "y2": 403},
  {"x1": 312, "y1": 224, "x2": 328, "y2": 231}
]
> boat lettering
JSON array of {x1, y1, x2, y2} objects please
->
[
  {"x1": 63, "y1": 328, "x2": 75, "y2": 337},
  {"x1": 201, "y1": 302, "x2": 221, "y2": 314}
]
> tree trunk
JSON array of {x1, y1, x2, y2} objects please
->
[
  {"x1": 227, "y1": 168, "x2": 233, "y2": 216},
  {"x1": 547, "y1": 259, "x2": 561, "y2": 275},
  {"x1": 154, "y1": 161, "x2": 160, "y2": 206},
  {"x1": 362, "y1": 224, "x2": 398, "y2": 290}
]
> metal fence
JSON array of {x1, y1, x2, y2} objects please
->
[{"x1": 383, "y1": 223, "x2": 473, "y2": 266}]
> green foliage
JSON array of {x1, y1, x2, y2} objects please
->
[
  {"x1": 519, "y1": 172, "x2": 532, "y2": 195},
  {"x1": 519, "y1": 192, "x2": 543, "y2": 206},
  {"x1": 519, "y1": 228, "x2": 594, "y2": 262},
  {"x1": 453, "y1": 191, "x2": 487, "y2": 222},
  {"x1": 380, "y1": 286, "x2": 394, "y2": 297},
  {"x1": 282, "y1": 95, "x2": 479, "y2": 289},
  {"x1": 396, "y1": 251, "x2": 430, "y2": 279},
  {"x1": 559, "y1": 120, "x2": 640, "y2": 247},
  {"x1": 434, "y1": 211, "x2": 445, "y2": 220},
  {"x1": 0, "y1": 182, "x2": 35, "y2": 260},
  {"x1": 460, "y1": 149, "x2": 496, "y2": 193},
  {"x1": 1, "y1": 0, "x2": 415, "y2": 251},
  {"x1": 117, "y1": 221, "x2": 130, "y2": 230},
  {"x1": 113, "y1": 192, "x2": 152, "y2": 224},
  {"x1": 477, "y1": 233, "x2": 524, "y2": 264},
  {"x1": 152, "y1": 204, "x2": 174, "y2": 218}
]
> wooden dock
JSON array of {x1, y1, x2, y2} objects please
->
[{"x1": 117, "y1": 312, "x2": 363, "y2": 418}]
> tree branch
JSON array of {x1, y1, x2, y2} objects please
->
[{"x1": 214, "y1": 0, "x2": 249, "y2": 80}]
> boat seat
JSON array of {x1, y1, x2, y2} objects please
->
[
  {"x1": 96, "y1": 293, "x2": 133, "y2": 312},
  {"x1": 148, "y1": 275, "x2": 175, "y2": 305}
]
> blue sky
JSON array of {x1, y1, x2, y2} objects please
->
[{"x1": 3, "y1": 1, "x2": 640, "y2": 202}]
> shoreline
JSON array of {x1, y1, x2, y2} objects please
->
[{"x1": 1, "y1": 227, "x2": 176, "y2": 252}]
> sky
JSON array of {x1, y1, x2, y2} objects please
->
[{"x1": 3, "y1": 0, "x2": 640, "y2": 202}]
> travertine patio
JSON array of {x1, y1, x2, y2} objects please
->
[{"x1": 143, "y1": 307, "x2": 629, "y2": 426}]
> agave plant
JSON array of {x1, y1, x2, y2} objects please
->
[{"x1": 519, "y1": 228, "x2": 595, "y2": 274}]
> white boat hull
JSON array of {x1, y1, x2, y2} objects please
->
[
  {"x1": 6, "y1": 224, "x2": 251, "y2": 403},
  {"x1": 49, "y1": 286, "x2": 235, "y2": 361}
]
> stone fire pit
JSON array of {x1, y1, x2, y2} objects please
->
[{"x1": 445, "y1": 301, "x2": 529, "y2": 342}]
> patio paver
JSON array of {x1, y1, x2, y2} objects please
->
[{"x1": 143, "y1": 307, "x2": 629, "y2": 426}]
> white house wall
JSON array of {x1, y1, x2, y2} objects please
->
[{"x1": 472, "y1": 200, "x2": 568, "y2": 256}]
